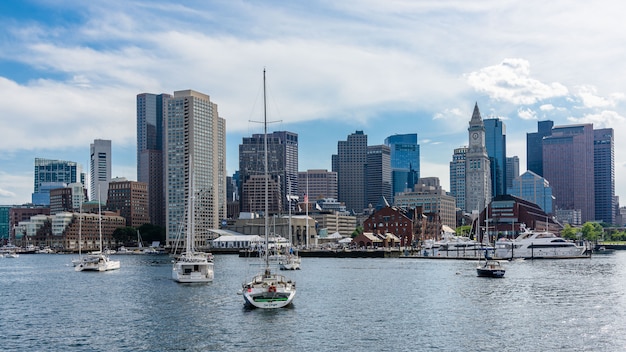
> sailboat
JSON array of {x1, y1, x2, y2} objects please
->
[
  {"x1": 241, "y1": 69, "x2": 297, "y2": 308},
  {"x1": 279, "y1": 194, "x2": 301, "y2": 270},
  {"x1": 75, "y1": 191, "x2": 121, "y2": 272},
  {"x1": 172, "y1": 160, "x2": 214, "y2": 283}
]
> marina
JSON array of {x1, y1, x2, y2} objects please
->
[{"x1": 2, "y1": 252, "x2": 626, "y2": 351}]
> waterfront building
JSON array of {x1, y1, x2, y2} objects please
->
[
  {"x1": 543, "y1": 124, "x2": 595, "y2": 222},
  {"x1": 164, "y1": 90, "x2": 227, "y2": 248},
  {"x1": 32, "y1": 158, "x2": 84, "y2": 205},
  {"x1": 526, "y1": 120, "x2": 554, "y2": 176},
  {"x1": 594, "y1": 128, "x2": 615, "y2": 224},
  {"x1": 60, "y1": 211, "x2": 126, "y2": 252},
  {"x1": 298, "y1": 170, "x2": 338, "y2": 204},
  {"x1": 480, "y1": 195, "x2": 561, "y2": 241},
  {"x1": 392, "y1": 178, "x2": 456, "y2": 230},
  {"x1": 240, "y1": 175, "x2": 281, "y2": 215},
  {"x1": 365, "y1": 145, "x2": 392, "y2": 209},
  {"x1": 137, "y1": 92, "x2": 171, "y2": 227},
  {"x1": 310, "y1": 212, "x2": 356, "y2": 237},
  {"x1": 332, "y1": 130, "x2": 368, "y2": 213},
  {"x1": 507, "y1": 171, "x2": 553, "y2": 214},
  {"x1": 449, "y1": 146, "x2": 467, "y2": 212},
  {"x1": 239, "y1": 131, "x2": 298, "y2": 213},
  {"x1": 362, "y1": 205, "x2": 417, "y2": 246},
  {"x1": 90, "y1": 139, "x2": 111, "y2": 203},
  {"x1": 484, "y1": 118, "x2": 507, "y2": 197},
  {"x1": 9, "y1": 205, "x2": 50, "y2": 244},
  {"x1": 465, "y1": 103, "x2": 491, "y2": 213},
  {"x1": 107, "y1": 178, "x2": 150, "y2": 228},
  {"x1": 227, "y1": 213, "x2": 316, "y2": 247},
  {"x1": 506, "y1": 156, "x2": 520, "y2": 190},
  {"x1": 384, "y1": 134, "x2": 420, "y2": 200},
  {"x1": 0, "y1": 206, "x2": 9, "y2": 243}
]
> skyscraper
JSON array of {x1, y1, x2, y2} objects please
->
[
  {"x1": 507, "y1": 171, "x2": 553, "y2": 214},
  {"x1": 365, "y1": 145, "x2": 392, "y2": 209},
  {"x1": 332, "y1": 130, "x2": 367, "y2": 213},
  {"x1": 449, "y1": 146, "x2": 467, "y2": 210},
  {"x1": 484, "y1": 118, "x2": 507, "y2": 197},
  {"x1": 465, "y1": 103, "x2": 491, "y2": 213},
  {"x1": 137, "y1": 93, "x2": 171, "y2": 227},
  {"x1": 384, "y1": 133, "x2": 420, "y2": 199},
  {"x1": 90, "y1": 139, "x2": 111, "y2": 203},
  {"x1": 164, "y1": 90, "x2": 226, "y2": 247},
  {"x1": 298, "y1": 170, "x2": 338, "y2": 202},
  {"x1": 238, "y1": 131, "x2": 298, "y2": 213},
  {"x1": 543, "y1": 124, "x2": 595, "y2": 222},
  {"x1": 594, "y1": 128, "x2": 615, "y2": 224},
  {"x1": 32, "y1": 158, "x2": 84, "y2": 205},
  {"x1": 505, "y1": 156, "x2": 520, "y2": 190},
  {"x1": 526, "y1": 120, "x2": 554, "y2": 176}
]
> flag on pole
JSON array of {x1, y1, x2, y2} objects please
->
[
  {"x1": 304, "y1": 194, "x2": 308, "y2": 203},
  {"x1": 315, "y1": 203, "x2": 322, "y2": 211}
]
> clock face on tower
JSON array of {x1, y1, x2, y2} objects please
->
[{"x1": 472, "y1": 132, "x2": 479, "y2": 140}]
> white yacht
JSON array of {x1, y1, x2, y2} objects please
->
[
  {"x1": 494, "y1": 227, "x2": 586, "y2": 259},
  {"x1": 422, "y1": 233, "x2": 493, "y2": 258},
  {"x1": 172, "y1": 161, "x2": 214, "y2": 283},
  {"x1": 241, "y1": 69, "x2": 296, "y2": 308}
]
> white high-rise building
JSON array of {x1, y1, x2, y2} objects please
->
[
  {"x1": 164, "y1": 90, "x2": 226, "y2": 247},
  {"x1": 90, "y1": 139, "x2": 111, "y2": 203}
]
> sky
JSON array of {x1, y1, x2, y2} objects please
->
[{"x1": 1, "y1": 0, "x2": 625, "y2": 207}]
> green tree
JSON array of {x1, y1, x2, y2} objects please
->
[
  {"x1": 455, "y1": 225, "x2": 471, "y2": 236},
  {"x1": 581, "y1": 222, "x2": 602, "y2": 241},
  {"x1": 112, "y1": 227, "x2": 137, "y2": 245},
  {"x1": 351, "y1": 226, "x2": 363, "y2": 238},
  {"x1": 561, "y1": 224, "x2": 578, "y2": 240},
  {"x1": 137, "y1": 223, "x2": 166, "y2": 244}
]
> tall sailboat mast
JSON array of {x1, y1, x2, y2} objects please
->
[{"x1": 263, "y1": 68, "x2": 269, "y2": 267}]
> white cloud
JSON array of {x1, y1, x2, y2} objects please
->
[
  {"x1": 567, "y1": 110, "x2": 626, "y2": 129},
  {"x1": 574, "y1": 85, "x2": 625, "y2": 109},
  {"x1": 517, "y1": 107, "x2": 537, "y2": 120},
  {"x1": 540, "y1": 104, "x2": 555, "y2": 111},
  {"x1": 465, "y1": 58, "x2": 569, "y2": 105}
]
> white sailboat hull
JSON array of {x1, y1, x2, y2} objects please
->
[
  {"x1": 172, "y1": 253, "x2": 214, "y2": 283},
  {"x1": 75, "y1": 254, "x2": 121, "y2": 272},
  {"x1": 242, "y1": 270, "x2": 296, "y2": 309},
  {"x1": 279, "y1": 254, "x2": 301, "y2": 270}
]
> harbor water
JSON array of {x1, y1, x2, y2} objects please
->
[{"x1": 2, "y1": 252, "x2": 626, "y2": 351}]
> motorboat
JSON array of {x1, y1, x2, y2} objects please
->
[
  {"x1": 476, "y1": 259, "x2": 506, "y2": 278},
  {"x1": 172, "y1": 160, "x2": 214, "y2": 283},
  {"x1": 422, "y1": 233, "x2": 494, "y2": 258},
  {"x1": 494, "y1": 227, "x2": 586, "y2": 259}
]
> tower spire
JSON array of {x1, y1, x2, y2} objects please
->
[{"x1": 470, "y1": 102, "x2": 482, "y2": 124}]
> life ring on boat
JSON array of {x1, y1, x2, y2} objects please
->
[{"x1": 269, "y1": 286, "x2": 276, "y2": 293}]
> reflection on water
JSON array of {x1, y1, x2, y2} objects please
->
[{"x1": 1, "y1": 252, "x2": 626, "y2": 351}]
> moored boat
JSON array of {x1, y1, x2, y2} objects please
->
[
  {"x1": 476, "y1": 258, "x2": 506, "y2": 278},
  {"x1": 495, "y1": 227, "x2": 586, "y2": 259},
  {"x1": 171, "y1": 159, "x2": 214, "y2": 284},
  {"x1": 241, "y1": 69, "x2": 296, "y2": 308}
]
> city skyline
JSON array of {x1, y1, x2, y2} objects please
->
[{"x1": 1, "y1": 1, "x2": 626, "y2": 207}]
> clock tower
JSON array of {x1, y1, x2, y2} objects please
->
[{"x1": 465, "y1": 103, "x2": 492, "y2": 213}]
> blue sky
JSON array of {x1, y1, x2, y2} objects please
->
[{"x1": 1, "y1": 0, "x2": 626, "y2": 206}]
